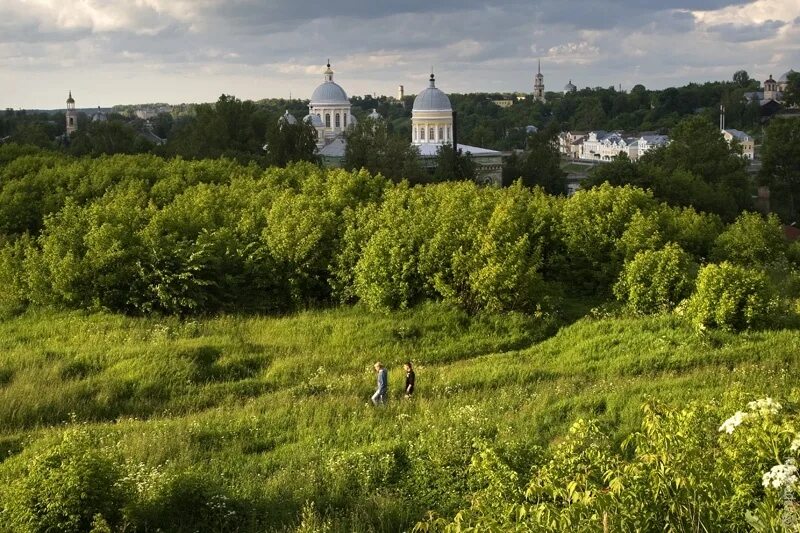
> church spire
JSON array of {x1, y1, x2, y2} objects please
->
[{"x1": 324, "y1": 60, "x2": 334, "y2": 82}]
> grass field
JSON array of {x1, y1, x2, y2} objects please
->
[{"x1": 1, "y1": 302, "x2": 798, "y2": 531}]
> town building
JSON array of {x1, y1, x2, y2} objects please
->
[
  {"x1": 564, "y1": 80, "x2": 577, "y2": 95},
  {"x1": 558, "y1": 130, "x2": 668, "y2": 161},
  {"x1": 412, "y1": 73, "x2": 503, "y2": 184},
  {"x1": 533, "y1": 60, "x2": 545, "y2": 103},
  {"x1": 744, "y1": 70, "x2": 795, "y2": 106},
  {"x1": 722, "y1": 129, "x2": 755, "y2": 160},
  {"x1": 66, "y1": 91, "x2": 78, "y2": 135}
]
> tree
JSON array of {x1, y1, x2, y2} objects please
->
[
  {"x1": 783, "y1": 71, "x2": 800, "y2": 107},
  {"x1": 433, "y1": 145, "x2": 477, "y2": 183},
  {"x1": 264, "y1": 119, "x2": 318, "y2": 168},
  {"x1": 733, "y1": 70, "x2": 751, "y2": 88},
  {"x1": 760, "y1": 117, "x2": 800, "y2": 221},
  {"x1": 68, "y1": 121, "x2": 148, "y2": 157},
  {"x1": 501, "y1": 125, "x2": 566, "y2": 194},
  {"x1": 343, "y1": 118, "x2": 422, "y2": 182}
]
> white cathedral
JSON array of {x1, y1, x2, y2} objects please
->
[{"x1": 282, "y1": 62, "x2": 502, "y2": 184}]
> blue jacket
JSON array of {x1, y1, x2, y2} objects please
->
[{"x1": 377, "y1": 368, "x2": 388, "y2": 392}]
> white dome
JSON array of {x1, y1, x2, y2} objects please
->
[
  {"x1": 368, "y1": 108, "x2": 381, "y2": 120},
  {"x1": 311, "y1": 81, "x2": 349, "y2": 104},
  {"x1": 564, "y1": 80, "x2": 576, "y2": 92},
  {"x1": 779, "y1": 70, "x2": 797, "y2": 83},
  {"x1": 413, "y1": 74, "x2": 452, "y2": 111}
]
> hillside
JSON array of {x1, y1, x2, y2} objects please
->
[{"x1": 1, "y1": 303, "x2": 798, "y2": 531}]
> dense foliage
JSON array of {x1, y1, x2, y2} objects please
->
[{"x1": 0, "y1": 146, "x2": 795, "y2": 323}]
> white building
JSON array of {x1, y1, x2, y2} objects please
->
[
  {"x1": 65, "y1": 91, "x2": 77, "y2": 135},
  {"x1": 412, "y1": 73, "x2": 503, "y2": 184},
  {"x1": 304, "y1": 61, "x2": 358, "y2": 148},
  {"x1": 580, "y1": 131, "x2": 637, "y2": 161},
  {"x1": 533, "y1": 60, "x2": 545, "y2": 103},
  {"x1": 722, "y1": 129, "x2": 755, "y2": 160},
  {"x1": 559, "y1": 130, "x2": 668, "y2": 161}
]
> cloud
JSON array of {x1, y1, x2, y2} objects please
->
[{"x1": 1, "y1": 0, "x2": 800, "y2": 108}]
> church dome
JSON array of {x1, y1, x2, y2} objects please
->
[
  {"x1": 311, "y1": 82, "x2": 349, "y2": 104},
  {"x1": 303, "y1": 114, "x2": 324, "y2": 127},
  {"x1": 564, "y1": 80, "x2": 577, "y2": 92},
  {"x1": 368, "y1": 108, "x2": 381, "y2": 120},
  {"x1": 779, "y1": 70, "x2": 797, "y2": 83},
  {"x1": 66, "y1": 91, "x2": 75, "y2": 104},
  {"x1": 310, "y1": 61, "x2": 349, "y2": 105},
  {"x1": 279, "y1": 110, "x2": 297, "y2": 125},
  {"x1": 413, "y1": 74, "x2": 452, "y2": 111}
]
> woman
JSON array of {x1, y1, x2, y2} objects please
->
[
  {"x1": 404, "y1": 362, "x2": 415, "y2": 398},
  {"x1": 372, "y1": 362, "x2": 388, "y2": 405}
]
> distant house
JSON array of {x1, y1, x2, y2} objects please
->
[
  {"x1": 491, "y1": 99, "x2": 514, "y2": 108},
  {"x1": 721, "y1": 129, "x2": 755, "y2": 160},
  {"x1": 559, "y1": 130, "x2": 667, "y2": 161}
]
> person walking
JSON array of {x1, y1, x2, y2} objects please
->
[
  {"x1": 403, "y1": 362, "x2": 415, "y2": 398},
  {"x1": 371, "y1": 362, "x2": 388, "y2": 405}
]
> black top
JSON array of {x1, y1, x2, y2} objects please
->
[{"x1": 405, "y1": 370, "x2": 415, "y2": 395}]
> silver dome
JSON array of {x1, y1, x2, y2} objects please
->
[
  {"x1": 779, "y1": 70, "x2": 797, "y2": 83},
  {"x1": 279, "y1": 110, "x2": 297, "y2": 125},
  {"x1": 413, "y1": 74, "x2": 452, "y2": 111},
  {"x1": 311, "y1": 81, "x2": 349, "y2": 104},
  {"x1": 303, "y1": 114, "x2": 324, "y2": 127}
]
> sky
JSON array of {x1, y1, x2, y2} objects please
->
[{"x1": 1, "y1": 0, "x2": 799, "y2": 109}]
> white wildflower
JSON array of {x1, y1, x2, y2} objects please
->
[
  {"x1": 762, "y1": 463, "x2": 799, "y2": 490},
  {"x1": 791, "y1": 435, "x2": 800, "y2": 453},
  {"x1": 747, "y1": 397, "x2": 782, "y2": 416},
  {"x1": 719, "y1": 411, "x2": 749, "y2": 434}
]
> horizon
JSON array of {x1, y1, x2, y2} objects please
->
[{"x1": 2, "y1": 0, "x2": 799, "y2": 109}]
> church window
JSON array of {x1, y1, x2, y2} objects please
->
[
  {"x1": 446, "y1": 126, "x2": 450, "y2": 141},
  {"x1": 429, "y1": 128, "x2": 434, "y2": 141},
  {"x1": 325, "y1": 114, "x2": 330, "y2": 127},
  {"x1": 439, "y1": 127, "x2": 444, "y2": 141},
  {"x1": 420, "y1": 128, "x2": 425, "y2": 140},
  {"x1": 69, "y1": 118, "x2": 74, "y2": 126},
  {"x1": 335, "y1": 114, "x2": 340, "y2": 128},
  {"x1": 343, "y1": 114, "x2": 347, "y2": 127}
]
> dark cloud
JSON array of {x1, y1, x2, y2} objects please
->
[{"x1": 708, "y1": 19, "x2": 787, "y2": 42}]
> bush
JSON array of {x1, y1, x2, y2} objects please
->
[
  {"x1": 685, "y1": 262, "x2": 777, "y2": 331},
  {"x1": 712, "y1": 212, "x2": 787, "y2": 267},
  {"x1": 1, "y1": 427, "x2": 131, "y2": 533},
  {"x1": 614, "y1": 243, "x2": 697, "y2": 315}
]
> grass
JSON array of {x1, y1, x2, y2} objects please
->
[{"x1": 0, "y1": 301, "x2": 798, "y2": 531}]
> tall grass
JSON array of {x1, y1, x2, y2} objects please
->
[{"x1": 0, "y1": 302, "x2": 798, "y2": 531}]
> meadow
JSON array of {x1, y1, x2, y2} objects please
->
[{"x1": 0, "y1": 302, "x2": 798, "y2": 531}]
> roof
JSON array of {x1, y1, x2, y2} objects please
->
[
  {"x1": 413, "y1": 74, "x2": 452, "y2": 111},
  {"x1": 279, "y1": 110, "x2": 297, "y2": 125},
  {"x1": 417, "y1": 143, "x2": 500, "y2": 157},
  {"x1": 318, "y1": 138, "x2": 347, "y2": 158},
  {"x1": 779, "y1": 70, "x2": 797, "y2": 83},
  {"x1": 723, "y1": 128, "x2": 752, "y2": 141},
  {"x1": 303, "y1": 114, "x2": 323, "y2": 127},
  {"x1": 311, "y1": 81, "x2": 349, "y2": 105}
]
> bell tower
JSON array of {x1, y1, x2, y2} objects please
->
[
  {"x1": 533, "y1": 60, "x2": 546, "y2": 103},
  {"x1": 65, "y1": 91, "x2": 78, "y2": 135}
]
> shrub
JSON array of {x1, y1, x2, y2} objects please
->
[
  {"x1": 712, "y1": 212, "x2": 787, "y2": 267},
  {"x1": 1, "y1": 427, "x2": 131, "y2": 533},
  {"x1": 685, "y1": 262, "x2": 777, "y2": 331},
  {"x1": 614, "y1": 243, "x2": 697, "y2": 315}
]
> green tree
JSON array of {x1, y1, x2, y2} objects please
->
[
  {"x1": 733, "y1": 70, "x2": 751, "y2": 88},
  {"x1": 502, "y1": 125, "x2": 566, "y2": 194},
  {"x1": 760, "y1": 117, "x2": 800, "y2": 221},
  {"x1": 433, "y1": 145, "x2": 477, "y2": 183},
  {"x1": 711, "y1": 212, "x2": 787, "y2": 266},
  {"x1": 782, "y1": 71, "x2": 800, "y2": 107},
  {"x1": 264, "y1": 119, "x2": 318, "y2": 168},
  {"x1": 343, "y1": 118, "x2": 422, "y2": 182}
]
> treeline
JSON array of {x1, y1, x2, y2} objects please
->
[{"x1": 0, "y1": 146, "x2": 797, "y2": 328}]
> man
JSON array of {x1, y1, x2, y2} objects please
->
[
  {"x1": 372, "y1": 362, "x2": 388, "y2": 405},
  {"x1": 404, "y1": 362, "x2": 415, "y2": 398}
]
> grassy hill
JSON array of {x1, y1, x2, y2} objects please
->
[{"x1": 0, "y1": 303, "x2": 798, "y2": 531}]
